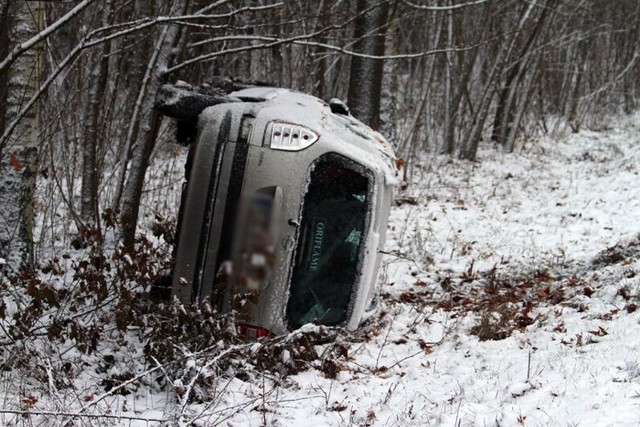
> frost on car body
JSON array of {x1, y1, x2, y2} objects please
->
[{"x1": 158, "y1": 83, "x2": 400, "y2": 337}]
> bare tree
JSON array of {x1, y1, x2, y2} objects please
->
[
  {"x1": 80, "y1": 1, "x2": 113, "y2": 229},
  {"x1": 490, "y1": 0, "x2": 557, "y2": 150},
  {"x1": 119, "y1": 0, "x2": 190, "y2": 248},
  {"x1": 0, "y1": 0, "x2": 639, "y2": 269},
  {"x1": 0, "y1": 1, "x2": 43, "y2": 271},
  {"x1": 348, "y1": 0, "x2": 390, "y2": 130}
]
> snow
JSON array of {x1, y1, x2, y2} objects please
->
[{"x1": 2, "y1": 112, "x2": 640, "y2": 426}]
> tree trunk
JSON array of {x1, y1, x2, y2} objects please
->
[
  {"x1": 379, "y1": 1, "x2": 399, "y2": 147},
  {"x1": 80, "y1": 0, "x2": 112, "y2": 229},
  {"x1": 119, "y1": 0, "x2": 189, "y2": 248},
  {"x1": 491, "y1": 0, "x2": 555, "y2": 147},
  {"x1": 442, "y1": 0, "x2": 487, "y2": 157},
  {"x1": 0, "y1": 0, "x2": 9, "y2": 139},
  {"x1": 312, "y1": 0, "x2": 331, "y2": 100},
  {"x1": 505, "y1": 55, "x2": 541, "y2": 152},
  {"x1": 111, "y1": 0, "x2": 156, "y2": 213},
  {"x1": 347, "y1": 0, "x2": 389, "y2": 131},
  {"x1": 442, "y1": 2, "x2": 454, "y2": 155},
  {"x1": 0, "y1": 0, "x2": 43, "y2": 272},
  {"x1": 460, "y1": 0, "x2": 538, "y2": 160}
]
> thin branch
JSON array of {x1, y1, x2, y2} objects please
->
[
  {"x1": 401, "y1": 0, "x2": 491, "y2": 11},
  {"x1": 0, "y1": 40, "x2": 86, "y2": 150},
  {"x1": 0, "y1": 409, "x2": 167, "y2": 423},
  {"x1": 178, "y1": 344, "x2": 249, "y2": 417},
  {"x1": 579, "y1": 41, "x2": 640, "y2": 101},
  {"x1": 68, "y1": 3, "x2": 284, "y2": 51},
  {"x1": 165, "y1": 33, "x2": 499, "y2": 75},
  {"x1": 0, "y1": 0, "x2": 95, "y2": 73},
  {"x1": 70, "y1": 364, "x2": 164, "y2": 418},
  {"x1": 0, "y1": 3, "x2": 283, "y2": 150}
]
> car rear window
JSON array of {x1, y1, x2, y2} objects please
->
[{"x1": 286, "y1": 154, "x2": 371, "y2": 329}]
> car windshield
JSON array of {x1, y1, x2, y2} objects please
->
[{"x1": 286, "y1": 154, "x2": 371, "y2": 329}]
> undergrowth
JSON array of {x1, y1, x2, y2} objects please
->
[
  {"x1": 2, "y1": 204, "x2": 638, "y2": 424},
  {"x1": 382, "y1": 235, "x2": 640, "y2": 342},
  {"x1": 0, "y1": 212, "x2": 362, "y2": 424}
]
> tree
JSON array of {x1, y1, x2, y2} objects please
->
[
  {"x1": 119, "y1": 0, "x2": 190, "y2": 248},
  {"x1": 0, "y1": 0, "x2": 639, "y2": 269},
  {"x1": 347, "y1": 0, "x2": 390, "y2": 130},
  {"x1": 0, "y1": 1, "x2": 43, "y2": 272},
  {"x1": 490, "y1": 0, "x2": 557, "y2": 151},
  {"x1": 80, "y1": 1, "x2": 112, "y2": 229}
]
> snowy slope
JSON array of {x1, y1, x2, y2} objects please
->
[
  {"x1": 176, "y1": 114, "x2": 640, "y2": 426},
  {"x1": 2, "y1": 113, "x2": 639, "y2": 427}
]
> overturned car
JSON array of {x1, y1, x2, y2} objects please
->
[{"x1": 156, "y1": 81, "x2": 400, "y2": 338}]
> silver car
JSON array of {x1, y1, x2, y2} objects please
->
[{"x1": 166, "y1": 85, "x2": 399, "y2": 338}]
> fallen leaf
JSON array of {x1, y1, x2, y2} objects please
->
[
  {"x1": 9, "y1": 153, "x2": 22, "y2": 171},
  {"x1": 22, "y1": 394, "x2": 38, "y2": 406},
  {"x1": 588, "y1": 326, "x2": 608, "y2": 337}
]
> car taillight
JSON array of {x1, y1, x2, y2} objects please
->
[
  {"x1": 267, "y1": 121, "x2": 319, "y2": 151},
  {"x1": 238, "y1": 324, "x2": 272, "y2": 340}
]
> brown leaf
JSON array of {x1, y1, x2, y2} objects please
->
[
  {"x1": 22, "y1": 395, "x2": 38, "y2": 406},
  {"x1": 9, "y1": 153, "x2": 22, "y2": 171},
  {"x1": 418, "y1": 339, "x2": 433, "y2": 354},
  {"x1": 588, "y1": 326, "x2": 608, "y2": 337}
]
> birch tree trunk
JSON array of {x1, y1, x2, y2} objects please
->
[
  {"x1": 0, "y1": 1, "x2": 9, "y2": 139},
  {"x1": 0, "y1": 0, "x2": 43, "y2": 272}
]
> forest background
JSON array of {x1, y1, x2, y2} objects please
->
[
  {"x1": 1, "y1": 0, "x2": 638, "y2": 271},
  {"x1": 0, "y1": 1, "x2": 639, "y2": 424}
]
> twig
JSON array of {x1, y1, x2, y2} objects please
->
[
  {"x1": 58, "y1": 364, "x2": 164, "y2": 426},
  {"x1": 375, "y1": 313, "x2": 396, "y2": 369},
  {"x1": 386, "y1": 350, "x2": 424, "y2": 371},
  {"x1": 0, "y1": 409, "x2": 167, "y2": 423}
]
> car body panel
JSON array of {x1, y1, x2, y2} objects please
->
[{"x1": 171, "y1": 87, "x2": 399, "y2": 336}]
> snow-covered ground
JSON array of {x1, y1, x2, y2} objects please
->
[
  {"x1": 2, "y1": 113, "x2": 639, "y2": 426},
  {"x1": 206, "y1": 115, "x2": 639, "y2": 427}
]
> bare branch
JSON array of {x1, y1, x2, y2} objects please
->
[
  {"x1": 0, "y1": 2, "x2": 284, "y2": 149},
  {"x1": 0, "y1": 40, "x2": 85, "y2": 149},
  {"x1": 166, "y1": 33, "x2": 501, "y2": 75},
  {"x1": 580, "y1": 40, "x2": 640, "y2": 101},
  {"x1": 0, "y1": 409, "x2": 167, "y2": 423},
  {"x1": 0, "y1": 0, "x2": 95, "y2": 73},
  {"x1": 401, "y1": 0, "x2": 491, "y2": 11}
]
